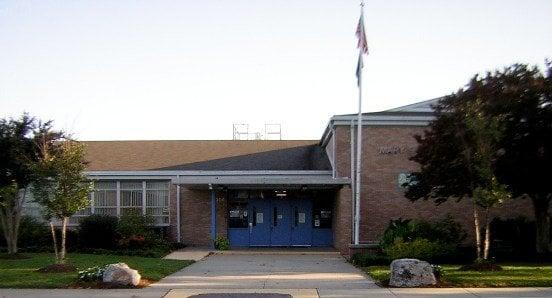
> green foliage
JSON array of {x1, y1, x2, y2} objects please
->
[
  {"x1": 350, "y1": 252, "x2": 390, "y2": 266},
  {"x1": 0, "y1": 114, "x2": 44, "y2": 254},
  {"x1": 380, "y1": 217, "x2": 466, "y2": 249},
  {"x1": 384, "y1": 238, "x2": 457, "y2": 262},
  {"x1": 32, "y1": 141, "x2": 92, "y2": 219},
  {"x1": 406, "y1": 63, "x2": 552, "y2": 254},
  {"x1": 0, "y1": 114, "x2": 37, "y2": 193},
  {"x1": 78, "y1": 215, "x2": 119, "y2": 249},
  {"x1": 117, "y1": 212, "x2": 155, "y2": 249},
  {"x1": 18, "y1": 216, "x2": 50, "y2": 248},
  {"x1": 77, "y1": 265, "x2": 106, "y2": 282},
  {"x1": 0, "y1": 216, "x2": 50, "y2": 248},
  {"x1": 214, "y1": 236, "x2": 230, "y2": 250}
]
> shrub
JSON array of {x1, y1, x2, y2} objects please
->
[
  {"x1": 18, "y1": 216, "x2": 50, "y2": 248},
  {"x1": 78, "y1": 265, "x2": 107, "y2": 282},
  {"x1": 384, "y1": 238, "x2": 457, "y2": 262},
  {"x1": 0, "y1": 216, "x2": 50, "y2": 249},
  {"x1": 214, "y1": 236, "x2": 230, "y2": 250},
  {"x1": 380, "y1": 216, "x2": 466, "y2": 250},
  {"x1": 117, "y1": 212, "x2": 155, "y2": 249},
  {"x1": 78, "y1": 214, "x2": 119, "y2": 249},
  {"x1": 350, "y1": 252, "x2": 390, "y2": 266}
]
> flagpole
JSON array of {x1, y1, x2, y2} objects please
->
[{"x1": 354, "y1": 1, "x2": 365, "y2": 246}]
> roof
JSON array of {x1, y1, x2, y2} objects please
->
[
  {"x1": 83, "y1": 140, "x2": 319, "y2": 171},
  {"x1": 334, "y1": 97, "x2": 441, "y2": 117},
  {"x1": 320, "y1": 97, "x2": 442, "y2": 146},
  {"x1": 156, "y1": 145, "x2": 331, "y2": 171}
]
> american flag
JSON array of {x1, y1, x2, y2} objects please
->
[{"x1": 356, "y1": 13, "x2": 369, "y2": 55}]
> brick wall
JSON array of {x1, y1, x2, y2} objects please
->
[
  {"x1": 170, "y1": 187, "x2": 228, "y2": 246},
  {"x1": 333, "y1": 185, "x2": 353, "y2": 255},
  {"x1": 333, "y1": 125, "x2": 537, "y2": 244},
  {"x1": 180, "y1": 187, "x2": 212, "y2": 246}
]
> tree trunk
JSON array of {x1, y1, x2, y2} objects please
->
[
  {"x1": 0, "y1": 206, "x2": 19, "y2": 255},
  {"x1": 59, "y1": 217, "x2": 68, "y2": 264},
  {"x1": 532, "y1": 195, "x2": 551, "y2": 255},
  {"x1": 473, "y1": 203, "x2": 482, "y2": 260},
  {"x1": 49, "y1": 221, "x2": 59, "y2": 261},
  {"x1": 483, "y1": 207, "x2": 491, "y2": 260}
]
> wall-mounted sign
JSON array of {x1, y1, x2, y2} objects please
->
[
  {"x1": 379, "y1": 146, "x2": 416, "y2": 155},
  {"x1": 256, "y1": 212, "x2": 264, "y2": 224},
  {"x1": 298, "y1": 213, "x2": 306, "y2": 224}
]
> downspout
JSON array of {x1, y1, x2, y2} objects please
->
[
  {"x1": 210, "y1": 184, "x2": 216, "y2": 247},
  {"x1": 176, "y1": 174, "x2": 181, "y2": 243}
]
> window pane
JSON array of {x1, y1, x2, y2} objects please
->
[{"x1": 120, "y1": 190, "x2": 142, "y2": 207}]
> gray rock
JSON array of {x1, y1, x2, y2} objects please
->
[
  {"x1": 102, "y1": 263, "x2": 141, "y2": 286},
  {"x1": 389, "y1": 258, "x2": 437, "y2": 287}
]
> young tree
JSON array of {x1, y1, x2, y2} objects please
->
[
  {"x1": 32, "y1": 139, "x2": 92, "y2": 264},
  {"x1": 0, "y1": 115, "x2": 37, "y2": 255},
  {"x1": 405, "y1": 76, "x2": 511, "y2": 260}
]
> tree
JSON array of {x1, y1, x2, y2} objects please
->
[
  {"x1": 0, "y1": 115, "x2": 37, "y2": 255},
  {"x1": 491, "y1": 63, "x2": 552, "y2": 255},
  {"x1": 407, "y1": 63, "x2": 552, "y2": 258},
  {"x1": 405, "y1": 75, "x2": 511, "y2": 260},
  {"x1": 32, "y1": 139, "x2": 92, "y2": 264}
]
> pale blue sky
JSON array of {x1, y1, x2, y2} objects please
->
[{"x1": 1, "y1": 0, "x2": 550, "y2": 140}]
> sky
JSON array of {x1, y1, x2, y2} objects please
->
[{"x1": 1, "y1": 0, "x2": 551, "y2": 141}]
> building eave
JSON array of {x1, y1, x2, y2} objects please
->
[{"x1": 85, "y1": 170, "x2": 350, "y2": 186}]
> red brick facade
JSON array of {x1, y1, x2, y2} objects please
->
[
  {"x1": 333, "y1": 125, "x2": 537, "y2": 247},
  {"x1": 165, "y1": 123, "x2": 545, "y2": 255}
]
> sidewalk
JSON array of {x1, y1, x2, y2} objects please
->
[{"x1": 0, "y1": 287, "x2": 550, "y2": 298}]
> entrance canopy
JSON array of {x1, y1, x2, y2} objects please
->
[{"x1": 86, "y1": 170, "x2": 350, "y2": 188}]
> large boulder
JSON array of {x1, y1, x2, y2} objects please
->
[
  {"x1": 389, "y1": 258, "x2": 437, "y2": 287},
  {"x1": 102, "y1": 263, "x2": 141, "y2": 286}
]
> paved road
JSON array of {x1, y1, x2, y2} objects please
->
[{"x1": 152, "y1": 252, "x2": 377, "y2": 290}]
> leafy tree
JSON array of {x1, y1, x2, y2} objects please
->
[
  {"x1": 491, "y1": 63, "x2": 552, "y2": 255},
  {"x1": 32, "y1": 139, "x2": 92, "y2": 264},
  {"x1": 407, "y1": 63, "x2": 552, "y2": 258},
  {"x1": 0, "y1": 114, "x2": 37, "y2": 255},
  {"x1": 405, "y1": 74, "x2": 511, "y2": 260}
]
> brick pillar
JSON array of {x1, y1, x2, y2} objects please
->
[
  {"x1": 216, "y1": 190, "x2": 228, "y2": 239},
  {"x1": 334, "y1": 185, "x2": 353, "y2": 256}
]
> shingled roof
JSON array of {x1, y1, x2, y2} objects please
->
[
  {"x1": 155, "y1": 144, "x2": 331, "y2": 171},
  {"x1": 83, "y1": 140, "x2": 321, "y2": 171}
]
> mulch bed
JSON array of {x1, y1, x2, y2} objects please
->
[{"x1": 36, "y1": 263, "x2": 77, "y2": 273}]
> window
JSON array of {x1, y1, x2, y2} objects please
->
[
  {"x1": 120, "y1": 181, "x2": 143, "y2": 216},
  {"x1": 146, "y1": 181, "x2": 170, "y2": 225},
  {"x1": 93, "y1": 181, "x2": 117, "y2": 216},
  {"x1": 228, "y1": 202, "x2": 248, "y2": 228}
]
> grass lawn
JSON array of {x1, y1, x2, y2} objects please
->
[
  {"x1": 364, "y1": 263, "x2": 552, "y2": 287},
  {"x1": 0, "y1": 253, "x2": 193, "y2": 288}
]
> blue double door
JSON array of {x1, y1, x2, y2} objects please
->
[{"x1": 249, "y1": 198, "x2": 312, "y2": 247}]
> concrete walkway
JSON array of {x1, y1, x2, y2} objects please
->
[
  {"x1": 152, "y1": 252, "x2": 377, "y2": 289},
  {"x1": 0, "y1": 287, "x2": 551, "y2": 297},
  {"x1": 0, "y1": 251, "x2": 550, "y2": 297},
  {"x1": 164, "y1": 247, "x2": 213, "y2": 261}
]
